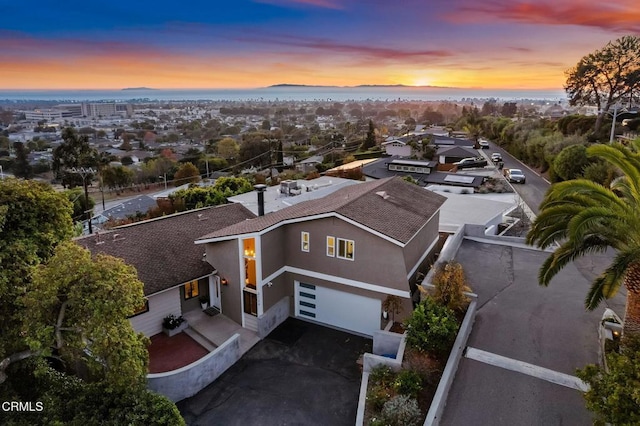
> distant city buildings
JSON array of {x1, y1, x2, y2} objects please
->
[{"x1": 23, "y1": 102, "x2": 133, "y2": 122}]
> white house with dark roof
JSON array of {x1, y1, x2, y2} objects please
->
[{"x1": 76, "y1": 203, "x2": 255, "y2": 337}]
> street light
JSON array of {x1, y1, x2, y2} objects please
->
[
  {"x1": 607, "y1": 104, "x2": 638, "y2": 143},
  {"x1": 159, "y1": 173, "x2": 167, "y2": 190}
]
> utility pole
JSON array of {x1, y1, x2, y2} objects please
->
[{"x1": 67, "y1": 167, "x2": 96, "y2": 234}]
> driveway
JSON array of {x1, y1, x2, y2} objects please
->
[
  {"x1": 177, "y1": 318, "x2": 372, "y2": 426},
  {"x1": 440, "y1": 239, "x2": 625, "y2": 425}
]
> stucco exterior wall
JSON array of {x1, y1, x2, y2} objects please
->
[
  {"x1": 147, "y1": 334, "x2": 241, "y2": 402},
  {"x1": 205, "y1": 239, "x2": 242, "y2": 325},
  {"x1": 277, "y1": 217, "x2": 409, "y2": 291},
  {"x1": 129, "y1": 287, "x2": 181, "y2": 337},
  {"x1": 262, "y1": 274, "x2": 292, "y2": 311},
  {"x1": 403, "y1": 211, "x2": 440, "y2": 274},
  {"x1": 260, "y1": 226, "x2": 285, "y2": 278}
]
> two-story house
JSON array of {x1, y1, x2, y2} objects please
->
[{"x1": 196, "y1": 177, "x2": 446, "y2": 337}]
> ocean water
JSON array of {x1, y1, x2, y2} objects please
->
[{"x1": 0, "y1": 87, "x2": 566, "y2": 102}]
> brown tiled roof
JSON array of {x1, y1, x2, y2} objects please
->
[
  {"x1": 76, "y1": 203, "x2": 255, "y2": 296},
  {"x1": 197, "y1": 176, "x2": 446, "y2": 244}
]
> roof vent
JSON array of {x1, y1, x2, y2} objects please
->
[
  {"x1": 376, "y1": 191, "x2": 390, "y2": 200},
  {"x1": 198, "y1": 213, "x2": 208, "y2": 221},
  {"x1": 95, "y1": 231, "x2": 104, "y2": 245},
  {"x1": 113, "y1": 233, "x2": 125, "y2": 242}
]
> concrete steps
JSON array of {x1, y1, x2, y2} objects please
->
[{"x1": 184, "y1": 327, "x2": 218, "y2": 352}]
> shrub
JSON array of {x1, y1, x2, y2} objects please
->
[
  {"x1": 404, "y1": 297, "x2": 459, "y2": 354},
  {"x1": 432, "y1": 261, "x2": 471, "y2": 312},
  {"x1": 393, "y1": 369, "x2": 423, "y2": 398},
  {"x1": 381, "y1": 395, "x2": 421, "y2": 426},
  {"x1": 367, "y1": 383, "x2": 393, "y2": 411},
  {"x1": 369, "y1": 365, "x2": 396, "y2": 387},
  {"x1": 577, "y1": 335, "x2": 640, "y2": 425}
]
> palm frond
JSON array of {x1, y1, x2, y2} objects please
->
[
  {"x1": 585, "y1": 247, "x2": 640, "y2": 310},
  {"x1": 541, "y1": 179, "x2": 628, "y2": 212},
  {"x1": 567, "y1": 207, "x2": 631, "y2": 248},
  {"x1": 538, "y1": 236, "x2": 612, "y2": 287},
  {"x1": 587, "y1": 144, "x2": 640, "y2": 200}
]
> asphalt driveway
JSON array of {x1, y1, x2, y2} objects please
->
[
  {"x1": 440, "y1": 239, "x2": 625, "y2": 425},
  {"x1": 177, "y1": 318, "x2": 372, "y2": 426}
]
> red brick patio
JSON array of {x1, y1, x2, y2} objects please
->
[{"x1": 148, "y1": 332, "x2": 209, "y2": 373}]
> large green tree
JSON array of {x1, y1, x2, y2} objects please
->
[
  {"x1": 527, "y1": 140, "x2": 640, "y2": 338},
  {"x1": 565, "y1": 35, "x2": 640, "y2": 132},
  {"x1": 0, "y1": 179, "x2": 74, "y2": 373},
  {"x1": 12, "y1": 142, "x2": 33, "y2": 179},
  {"x1": 52, "y1": 127, "x2": 99, "y2": 188},
  {"x1": 20, "y1": 242, "x2": 148, "y2": 388},
  {"x1": 361, "y1": 119, "x2": 376, "y2": 150}
]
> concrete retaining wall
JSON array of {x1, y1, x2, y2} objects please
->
[
  {"x1": 424, "y1": 225, "x2": 466, "y2": 285},
  {"x1": 424, "y1": 295, "x2": 478, "y2": 426},
  {"x1": 147, "y1": 333, "x2": 241, "y2": 402},
  {"x1": 362, "y1": 330, "x2": 407, "y2": 373},
  {"x1": 257, "y1": 296, "x2": 290, "y2": 339}
]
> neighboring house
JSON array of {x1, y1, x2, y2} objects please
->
[
  {"x1": 437, "y1": 146, "x2": 479, "y2": 164},
  {"x1": 196, "y1": 177, "x2": 446, "y2": 337},
  {"x1": 296, "y1": 155, "x2": 323, "y2": 173},
  {"x1": 362, "y1": 156, "x2": 484, "y2": 189},
  {"x1": 76, "y1": 203, "x2": 256, "y2": 337},
  {"x1": 433, "y1": 136, "x2": 475, "y2": 148},
  {"x1": 381, "y1": 138, "x2": 412, "y2": 157}
]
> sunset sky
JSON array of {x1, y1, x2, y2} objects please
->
[{"x1": 0, "y1": 0, "x2": 636, "y2": 90}]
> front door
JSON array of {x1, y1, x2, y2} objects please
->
[{"x1": 210, "y1": 276, "x2": 222, "y2": 311}]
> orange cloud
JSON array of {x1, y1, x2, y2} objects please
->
[{"x1": 449, "y1": 0, "x2": 640, "y2": 32}]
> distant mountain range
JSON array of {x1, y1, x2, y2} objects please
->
[
  {"x1": 267, "y1": 83, "x2": 453, "y2": 89},
  {"x1": 121, "y1": 87, "x2": 157, "y2": 91}
]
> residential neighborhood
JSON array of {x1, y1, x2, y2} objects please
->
[{"x1": 2, "y1": 33, "x2": 640, "y2": 425}]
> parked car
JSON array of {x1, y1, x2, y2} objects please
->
[
  {"x1": 479, "y1": 140, "x2": 490, "y2": 149},
  {"x1": 454, "y1": 157, "x2": 488, "y2": 169},
  {"x1": 491, "y1": 152, "x2": 502, "y2": 163},
  {"x1": 504, "y1": 168, "x2": 526, "y2": 184}
]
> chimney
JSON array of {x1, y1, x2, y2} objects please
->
[{"x1": 254, "y1": 184, "x2": 267, "y2": 216}]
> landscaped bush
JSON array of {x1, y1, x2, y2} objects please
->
[
  {"x1": 393, "y1": 369, "x2": 423, "y2": 398},
  {"x1": 404, "y1": 297, "x2": 459, "y2": 354},
  {"x1": 381, "y1": 395, "x2": 422, "y2": 426},
  {"x1": 369, "y1": 365, "x2": 395, "y2": 387},
  {"x1": 432, "y1": 261, "x2": 471, "y2": 313},
  {"x1": 577, "y1": 335, "x2": 640, "y2": 425}
]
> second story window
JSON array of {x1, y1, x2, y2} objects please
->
[
  {"x1": 326, "y1": 236, "x2": 335, "y2": 257},
  {"x1": 337, "y1": 238, "x2": 354, "y2": 260},
  {"x1": 301, "y1": 231, "x2": 310, "y2": 252}
]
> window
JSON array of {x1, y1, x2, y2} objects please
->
[
  {"x1": 326, "y1": 236, "x2": 335, "y2": 257},
  {"x1": 301, "y1": 231, "x2": 310, "y2": 252},
  {"x1": 337, "y1": 238, "x2": 355, "y2": 260},
  {"x1": 128, "y1": 299, "x2": 149, "y2": 318},
  {"x1": 243, "y1": 290, "x2": 258, "y2": 316},
  {"x1": 243, "y1": 238, "x2": 257, "y2": 287},
  {"x1": 184, "y1": 280, "x2": 199, "y2": 299}
]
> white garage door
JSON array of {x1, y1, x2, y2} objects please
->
[{"x1": 295, "y1": 281, "x2": 381, "y2": 336}]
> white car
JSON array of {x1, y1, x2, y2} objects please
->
[{"x1": 479, "y1": 140, "x2": 490, "y2": 149}]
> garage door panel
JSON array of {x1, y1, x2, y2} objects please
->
[{"x1": 295, "y1": 282, "x2": 381, "y2": 336}]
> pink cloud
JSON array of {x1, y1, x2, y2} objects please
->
[
  {"x1": 235, "y1": 34, "x2": 453, "y2": 64},
  {"x1": 448, "y1": 0, "x2": 640, "y2": 32}
]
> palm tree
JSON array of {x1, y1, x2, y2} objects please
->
[{"x1": 526, "y1": 141, "x2": 640, "y2": 338}]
